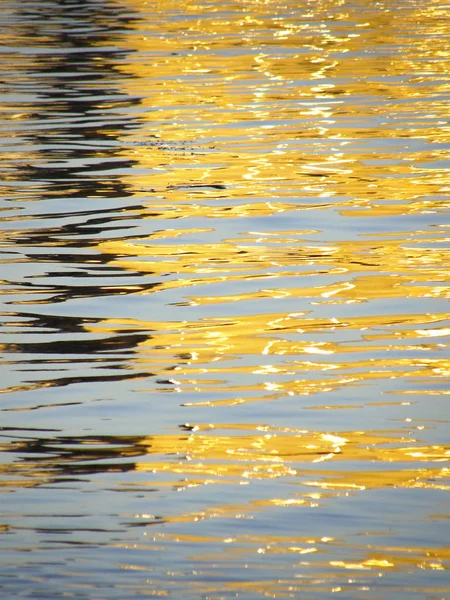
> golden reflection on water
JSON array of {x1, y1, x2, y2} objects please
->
[{"x1": 1, "y1": 0, "x2": 450, "y2": 597}]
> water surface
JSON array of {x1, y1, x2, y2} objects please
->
[{"x1": 1, "y1": 0, "x2": 449, "y2": 598}]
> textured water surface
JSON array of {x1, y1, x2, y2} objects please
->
[{"x1": 0, "y1": 0, "x2": 449, "y2": 598}]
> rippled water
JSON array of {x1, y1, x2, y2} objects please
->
[{"x1": 1, "y1": 0, "x2": 449, "y2": 597}]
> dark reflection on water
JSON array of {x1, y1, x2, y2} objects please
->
[
  {"x1": 1, "y1": 2, "x2": 139, "y2": 193},
  {"x1": 1, "y1": 0, "x2": 450, "y2": 598}
]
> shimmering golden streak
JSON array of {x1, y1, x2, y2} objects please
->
[
  {"x1": 88, "y1": 312, "x2": 449, "y2": 337},
  {"x1": 183, "y1": 276, "x2": 450, "y2": 306}
]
